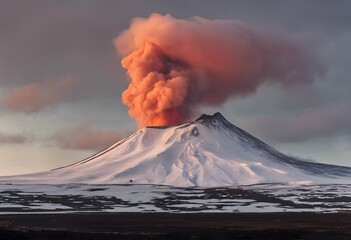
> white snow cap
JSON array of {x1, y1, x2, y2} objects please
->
[{"x1": 1, "y1": 112, "x2": 351, "y2": 187}]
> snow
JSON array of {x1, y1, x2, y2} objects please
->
[
  {"x1": 0, "y1": 183, "x2": 350, "y2": 214},
  {"x1": 0, "y1": 113, "x2": 350, "y2": 187}
]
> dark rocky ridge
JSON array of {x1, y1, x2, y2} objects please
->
[{"x1": 194, "y1": 112, "x2": 351, "y2": 177}]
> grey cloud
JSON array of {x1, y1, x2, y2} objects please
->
[
  {"x1": 53, "y1": 123, "x2": 126, "y2": 151},
  {"x1": 0, "y1": 132, "x2": 31, "y2": 144},
  {"x1": 0, "y1": 1, "x2": 126, "y2": 100},
  {"x1": 2, "y1": 74, "x2": 79, "y2": 113},
  {"x1": 241, "y1": 105, "x2": 351, "y2": 143}
]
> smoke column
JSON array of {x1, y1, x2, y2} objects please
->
[{"x1": 115, "y1": 14, "x2": 320, "y2": 128}]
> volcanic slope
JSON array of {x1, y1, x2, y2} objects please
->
[{"x1": 1, "y1": 113, "x2": 351, "y2": 187}]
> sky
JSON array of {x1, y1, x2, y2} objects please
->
[{"x1": 1, "y1": 0, "x2": 351, "y2": 175}]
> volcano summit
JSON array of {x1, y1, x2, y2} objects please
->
[{"x1": 1, "y1": 113, "x2": 351, "y2": 187}]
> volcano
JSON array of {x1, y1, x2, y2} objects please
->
[{"x1": 1, "y1": 113, "x2": 351, "y2": 187}]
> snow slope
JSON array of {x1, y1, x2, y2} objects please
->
[{"x1": 1, "y1": 113, "x2": 351, "y2": 187}]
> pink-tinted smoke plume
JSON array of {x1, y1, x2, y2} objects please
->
[{"x1": 115, "y1": 14, "x2": 320, "y2": 128}]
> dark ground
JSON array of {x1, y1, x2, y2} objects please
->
[{"x1": 1, "y1": 212, "x2": 351, "y2": 240}]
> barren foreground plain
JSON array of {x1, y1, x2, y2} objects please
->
[{"x1": 1, "y1": 212, "x2": 351, "y2": 240}]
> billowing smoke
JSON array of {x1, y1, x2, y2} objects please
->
[{"x1": 115, "y1": 14, "x2": 320, "y2": 128}]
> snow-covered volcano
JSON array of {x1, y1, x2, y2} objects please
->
[{"x1": 2, "y1": 113, "x2": 351, "y2": 187}]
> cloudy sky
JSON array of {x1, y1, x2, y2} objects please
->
[{"x1": 1, "y1": 0, "x2": 351, "y2": 175}]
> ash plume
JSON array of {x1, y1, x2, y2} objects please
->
[{"x1": 115, "y1": 13, "x2": 320, "y2": 128}]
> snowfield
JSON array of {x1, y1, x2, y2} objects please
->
[{"x1": 0, "y1": 183, "x2": 350, "y2": 214}]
